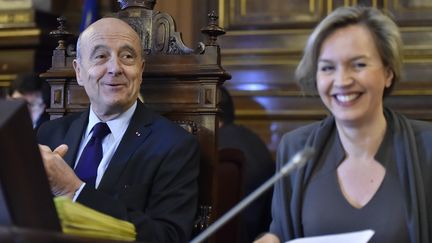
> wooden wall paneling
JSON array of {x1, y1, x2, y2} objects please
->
[
  {"x1": 219, "y1": 0, "x2": 325, "y2": 29},
  {"x1": 155, "y1": 0, "x2": 206, "y2": 48},
  {"x1": 217, "y1": 0, "x2": 432, "y2": 156},
  {"x1": 386, "y1": 0, "x2": 432, "y2": 25},
  {"x1": 400, "y1": 26, "x2": 432, "y2": 85},
  {"x1": 0, "y1": 1, "x2": 58, "y2": 98}
]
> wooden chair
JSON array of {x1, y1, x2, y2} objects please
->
[
  {"x1": 41, "y1": 1, "x2": 231, "y2": 241},
  {"x1": 215, "y1": 148, "x2": 245, "y2": 243}
]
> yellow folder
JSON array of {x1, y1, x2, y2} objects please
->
[{"x1": 54, "y1": 196, "x2": 136, "y2": 241}]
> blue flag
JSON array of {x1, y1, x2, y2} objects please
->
[{"x1": 80, "y1": 0, "x2": 99, "y2": 32}]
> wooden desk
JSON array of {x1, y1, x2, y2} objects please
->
[{"x1": 0, "y1": 226, "x2": 146, "y2": 243}]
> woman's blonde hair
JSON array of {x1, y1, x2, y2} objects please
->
[{"x1": 295, "y1": 6, "x2": 402, "y2": 96}]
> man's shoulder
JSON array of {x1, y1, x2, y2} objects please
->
[
  {"x1": 38, "y1": 112, "x2": 83, "y2": 131},
  {"x1": 37, "y1": 112, "x2": 85, "y2": 141},
  {"x1": 139, "y1": 107, "x2": 196, "y2": 140},
  {"x1": 136, "y1": 109, "x2": 200, "y2": 157}
]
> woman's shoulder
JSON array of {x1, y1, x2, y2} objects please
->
[
  {"x1": 408, "y1": 119, "x2": 432, "y2": 147},
  {"x1": 277, "y1": 120, "x2": 324, "y2": 157},
  {"x1": 281, "y1": 122, "x2": 320, "y2": 139},
  {"x1": 280, "y1": 120, "x2": 327, "y2": 143},
  {"x1": 386, "y1": 108, "x2": 432, "y2": 136},
  {"x1": 409, "y1": 119, "x2": 432, "y2": 133}
]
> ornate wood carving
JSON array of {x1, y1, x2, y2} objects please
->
[
  {"x1": 111, "y1": 0, "x2": 196, "y2": 55},
  {"x1": 48, "y1": 16, "x2": 73, "y2": 70},
  {"x1": 174, "y1": 120, "x2": 199, "y2": 135}
]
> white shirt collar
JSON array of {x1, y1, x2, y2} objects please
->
[{"x1": 86, "y1": 101, "x2": 137, "y2": 140}]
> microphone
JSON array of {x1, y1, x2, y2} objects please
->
[{"x1": 190, "y1": 147, "x2": 315, "y2": 243}]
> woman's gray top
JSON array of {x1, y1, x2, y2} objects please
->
[{"x1": 301, "y1": 128, "x2": 409, "y2": 242}]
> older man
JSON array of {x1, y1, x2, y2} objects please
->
[{"x1": 37, "y1": 17, "x2": 199, "y2": 243}]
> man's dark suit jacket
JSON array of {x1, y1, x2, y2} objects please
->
[{"x1": 37, "y1": 101, "x2": 200, "y2": 243}]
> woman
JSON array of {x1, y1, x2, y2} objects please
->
[{"x1": 257, "y1": 6, "x2": 432, "y2": 243}]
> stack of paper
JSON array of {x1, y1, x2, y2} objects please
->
[
  {"x1": 54, "y1": 196, "x2": 136, "y2": 241},
  {"x1": 286, "y1": 230, "x2": 375, "y2": 243}
]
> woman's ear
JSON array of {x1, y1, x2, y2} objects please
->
[{"x1": 385, "y1": 69, "x2": 394, "y2": 88}]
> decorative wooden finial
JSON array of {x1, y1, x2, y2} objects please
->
[
  {"x1": 49, "y1": 16, "x2": 74, "y2": 69},
  {"x1": 201, "y1": 11, "x2": 225, "y2": 46},
  {"x1": 49, "y1": 16, "x2": 72, "y2": 50}
]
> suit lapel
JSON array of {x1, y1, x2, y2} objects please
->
[
  {"x1": 63, "y1": 111, "x2": 89, "y2": 167},
  {"x1": 98, "y1": 102, "x2": 154, "y2": 191}
]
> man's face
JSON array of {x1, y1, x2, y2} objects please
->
[{"x1": 73, "y1": 18, "x2": 144, "y2": 120}]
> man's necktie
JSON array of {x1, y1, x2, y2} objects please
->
[{"x1": 75, "y1": 122, "x2": 111, "y2": 187}]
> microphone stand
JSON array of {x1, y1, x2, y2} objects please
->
[{"x1": 190, "y1": 147, "x2": 315, "y2": 243}]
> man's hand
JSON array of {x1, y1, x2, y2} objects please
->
[
  {"x1": 254, "y1": 233, "x2": 281, "y2": 243},
  {"x1": 39, "y1": 144, "x2": 83, "y2": 199}
]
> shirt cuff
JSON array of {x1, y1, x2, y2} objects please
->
[{"x1": 72, "y1": 183, "x2": 86, "y2": 202}]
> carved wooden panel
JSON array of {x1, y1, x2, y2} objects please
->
[
  {"x1": 112, "y1": 8, "x2": 194, "y2": 55},
  {"x1": 219, "y1": 0, "x2": 324, "y2": 29}
]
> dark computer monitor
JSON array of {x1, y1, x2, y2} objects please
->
[{"x1": 0, "y1": 99, "x2": 60, "y2": 231}]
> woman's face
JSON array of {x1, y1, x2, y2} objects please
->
[{"x1": 316, "y1": 24, "x2": 393, "y2": 126}]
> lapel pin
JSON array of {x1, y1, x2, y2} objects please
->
[{"x1": 135, "y1": 131, "x2": 141, "y2": 137}]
